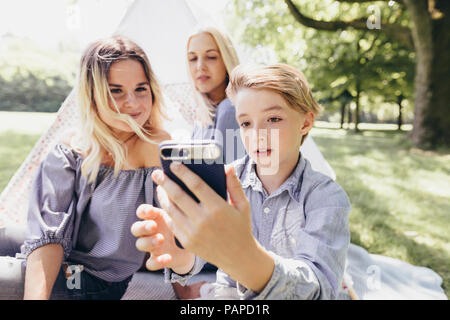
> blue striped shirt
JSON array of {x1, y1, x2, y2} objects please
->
[
  {"x1": 167, "y1": 153, "x2": 351, "y2": 300},
  {"x1": 18, "y1": 143, "x2": 155, "y2": 282}
]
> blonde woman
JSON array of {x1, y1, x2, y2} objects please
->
[
  {"x1": 0, "y1": 35, "x2": 180, "y2": 300},
  {"x1": 187, "y1": 26, "x2": 246, "y2": 164}
]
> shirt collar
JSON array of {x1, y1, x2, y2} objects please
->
[{"x1": 240, "y1": 153, "x2": 306, "y2": 200}]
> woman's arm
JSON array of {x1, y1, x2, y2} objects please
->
[{"x1": 23, "y1": 244, "x2": 63, "y2": 300}]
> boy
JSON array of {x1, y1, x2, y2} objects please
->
[{"x1": 132, "y1": 64, "x2": 351, "y2": 299}]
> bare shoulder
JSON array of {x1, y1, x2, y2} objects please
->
[{"x1": 154, "y1": 129, "x2": 172, "y2": 143}]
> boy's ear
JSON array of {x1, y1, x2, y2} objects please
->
[{"x1": 300, "y1": 111, "x2": 315, "y2": 135}]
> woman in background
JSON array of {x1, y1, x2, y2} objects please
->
[
  {"x1": 187, "y1": 26, "x2": 246, "y2": 164},
  {"x1": 169, "y1": 26, "x2": 246, "y2": 299}
]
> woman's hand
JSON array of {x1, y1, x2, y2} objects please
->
[
  {"x1": 152, "y1": 163, "x2": 275, "y2": 292},
  {"x1": 131, "y1": 204, "x2": 195, "y2": 275}
]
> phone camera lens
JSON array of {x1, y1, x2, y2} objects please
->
[
  {"x1": 179, "y1": 149, "x2": 189, "y2": 157},
  {"x1": 161, "y1": 148, "x2": 172, "y2": 158}
]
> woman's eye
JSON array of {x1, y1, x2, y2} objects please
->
[
  {"x1": 110, "y1": 88, "x2": 122, "y2": 94},
  {"x1": 136, "y1": 87, "x2": 147, "y2": 92},
  {"x1": 207, "y1": 56, "x2": 217, "y2": 60},
  {"x1": 240, "y1": 121, "x2": 250, "y2": 128},
  {"x1": 189, "y1": 57, "x2": 197, "y2": 62}
]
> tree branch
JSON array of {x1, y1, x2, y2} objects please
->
[
  {"x1": 334, "y1": 0, "x2": 404, "y2": 5},
  {"x1": 335, "y1": 0, "x2": 387, "y2": 2},
  {"x1": 284, "y1": 0, "x2": 413, "y2": 49}
]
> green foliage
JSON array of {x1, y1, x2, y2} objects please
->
[
  {"x1": 0, "y1": 35, "x2": 78, "y2": 112},
  {"x1": 0, "y1": 71, "x2": 73, "y2": 112},
  {"x1": 225, "y1": 0, "x2": 415, "y2": 123}
]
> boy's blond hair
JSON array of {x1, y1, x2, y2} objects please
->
[{"x1": 226, "y1": 63, "x2": 322, "y2": 144}]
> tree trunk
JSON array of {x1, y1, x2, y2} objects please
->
[
  {"x1": 354, "y1": 82, "x2": 360, "y2": 132},
  {"x1": 347, "y1": 104, "x2": 352, "y2": 128},
  {"x1": 406, "y1": 0, "x2": 450, "y2": 148},
  {"x1": 355, "y1": 38, "x2": 361, "y2": 133},
  {"x1": 340, "y1": 102, "x2": 346, "y2": 129},
  {"x1": 397, "y1": 95, "x2": 404, "y2": 130}
]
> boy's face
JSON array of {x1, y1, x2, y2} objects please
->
[{"x1": 234, "y1": 88, "x2": 314, "y2": 174}]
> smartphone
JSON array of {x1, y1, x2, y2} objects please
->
[{"x1": 158, "y1": 140, "x2": 227, "y2": 248}]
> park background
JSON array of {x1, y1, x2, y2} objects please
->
[{"x1": 0, "y1": 0, "x2": 449, "y2": 297}]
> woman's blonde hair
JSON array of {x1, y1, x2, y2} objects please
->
[
  {"x1": 186, "y1": 26, "x2": 240, "y2": 127},
  {"x1": 226, "y1": 63, "x2": 322, "y2": 144},
  {"x1": 74, "y1": 35, "x2": 166, "y2": 183}
]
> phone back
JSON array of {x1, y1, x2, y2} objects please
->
[{"x1": 159, "y1": 140, "x2": 227, "y2": 203}]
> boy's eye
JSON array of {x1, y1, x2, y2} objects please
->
[{"x1": 269, "y1": 117, "x2": 282, "y2": 123}]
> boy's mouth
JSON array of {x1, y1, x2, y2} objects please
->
[{"x1": 255, "y1": 149, "x2": 272, "y2": 157}]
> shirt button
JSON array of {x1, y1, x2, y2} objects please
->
[{"x1": 263, "y1": 207, "x2": 270, "y2": 214}]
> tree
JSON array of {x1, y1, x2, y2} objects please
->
[
  {"x1": 283, "y1": 0, "x2": 450, "y2": 148},
  {"x1": 227, "y1": 0, "x2": 415, "y2": 132}
]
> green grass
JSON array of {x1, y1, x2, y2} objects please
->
[
  {"x1": 0, "y1": 131, "x2": 43, "y2": 192},
  {"x1": 310, "y1": 124, "x2": 450, "y2": 298},
  {"x1": 0, "y1": 112, "x2": 449, "y2": 298},
  {"x1": 0, "y1": 111, "x2": 56, "y2": 192}
]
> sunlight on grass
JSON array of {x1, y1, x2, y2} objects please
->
[
  {"x1": 0, "y1": 111, "x2": 56, "y2": 134},
  {"x1": 0, "y1": 131, "x2": 42, "y2": 191},
  {"x1": 311, "y1": 127, "x2": 450, "y2": 296}
]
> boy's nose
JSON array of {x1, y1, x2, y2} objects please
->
[{"x1": 248, "y1": 128, "x2": 268, "y2": 144}]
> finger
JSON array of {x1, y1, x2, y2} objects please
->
[
  {"x1": 130, "y1": 220, "x2": 158, "y2": 238},
  {"x1": 157, "y1": 205, "x2": 189, "y2": 250},
  {"x1": 156, "y1": 185, "x2": 192, "y2": 235},
  {"x1": 146, "y1": 253, "x2": 172, "y2": 271},
  {"x1": 136, "y1": 203, "x2": 165, "y2": 220},
  {"x1": 225, "y1": 166, "x2": 249, "y2": 212},
  {"x1": 152, "y1": 169, "x2": 203, "y2": 224},
  {"x1": 164, "y1": 162, "x2": 225, "y2": 212},
  {"x1": 135, "y1": 233, "x2": 164, "y2": 252}
]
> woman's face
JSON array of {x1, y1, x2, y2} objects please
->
[
  {"x1": 98, "y1": 58, "x2": 153, "y2": 135},
  {"x1": 188, "y1": 32, "x2": 228, "y2": 103}
]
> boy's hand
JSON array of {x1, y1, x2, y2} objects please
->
[
  {"x1": 152, "y1": 164, "x2": 258, "y2": 270},
  {"x1": 131, "y1": 205, "x2": 195, "y2": 274}
]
